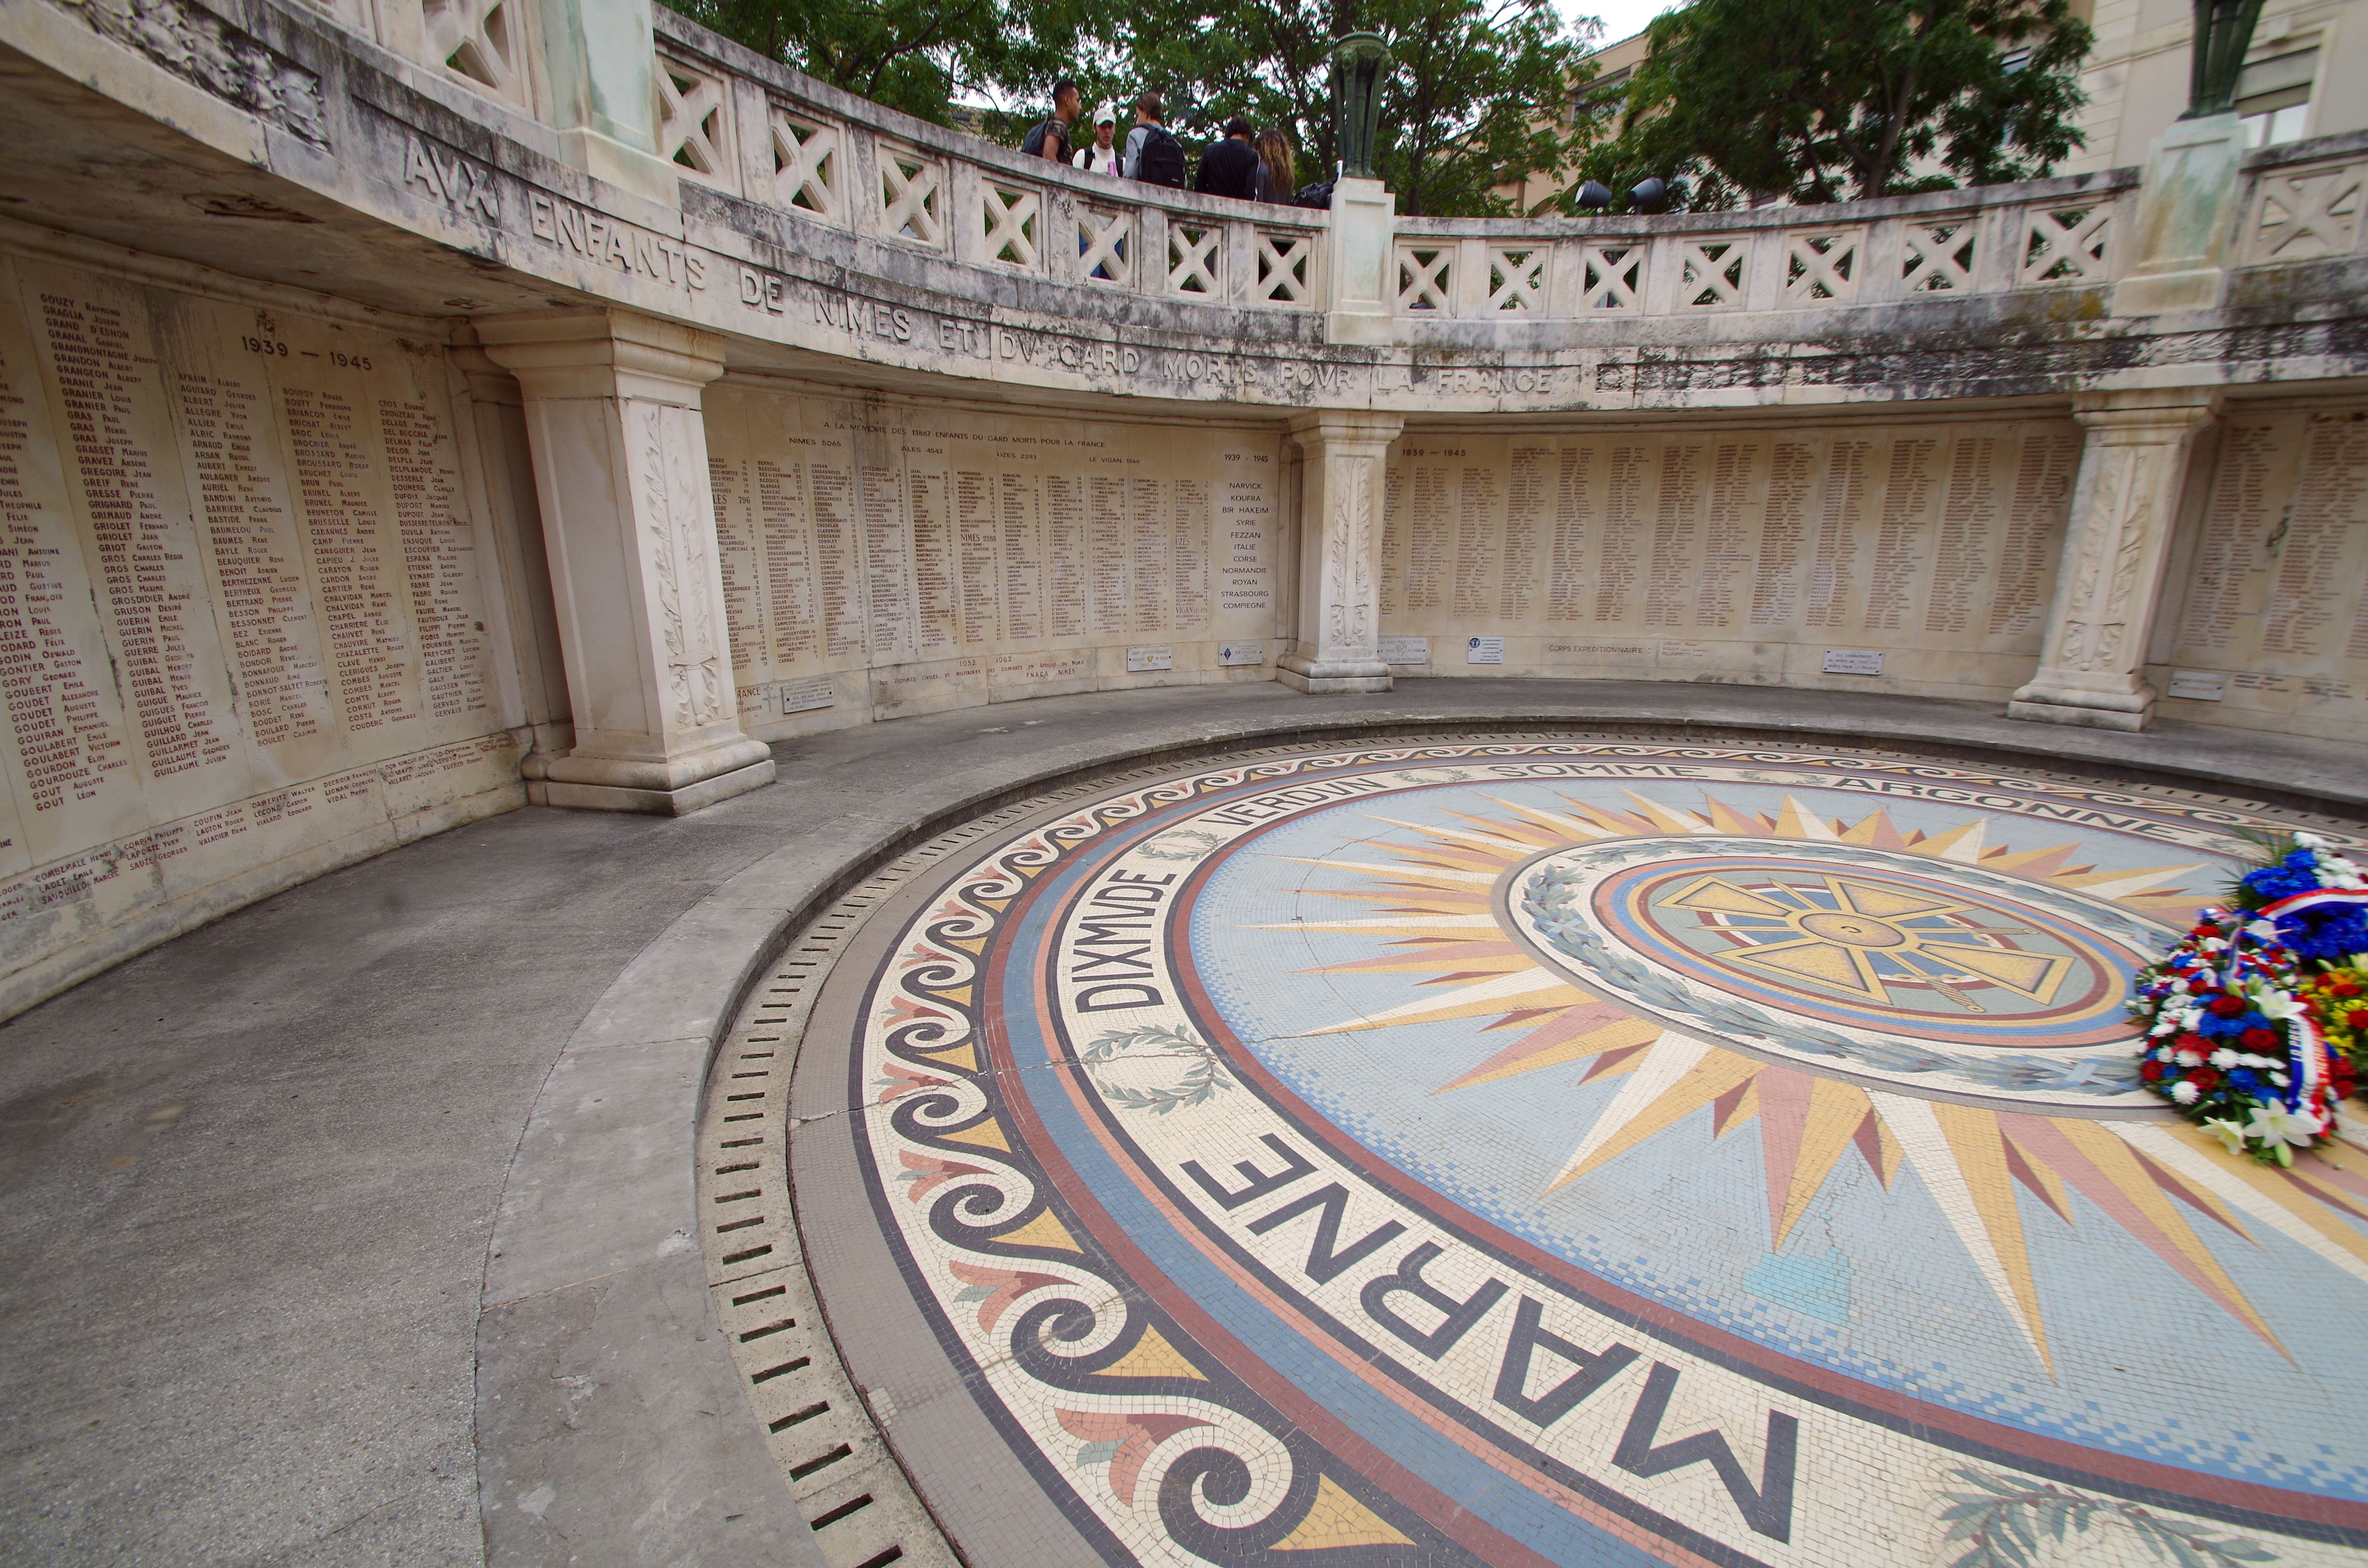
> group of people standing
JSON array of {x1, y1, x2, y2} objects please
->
[{"x1": 1021, "y1": 80, "x2": 1300, "y2": 204}]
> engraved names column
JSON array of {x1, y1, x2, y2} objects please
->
[
  {"x1": 182, "y1": 374, "x2": 329, "y2": 748},
  {"x1": 1216, "y1": 466, "x2": 1272, "y2": 628},
  {"x1": 0, "y1": 337, "x2": 132, "y2": 825},
  {"x1": 282, "y1": 385, "x2": 416, "y2": 734},
  {"x1": 35, "y1": 286, "x2": 234, "y2": 784},
  {"x1": 1045, "y1": 472, "x2": 1089, "y2": 639},
  {"x1": 380, "y1": 393, "x2": 493, "y2": 723}
]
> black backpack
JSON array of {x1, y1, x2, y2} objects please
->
[
  {"x1": 1021, "y1": 117, "x2": 1067, "y2": 162},
  {"x1": 1294, "y1": 179, "x2": 1335, "y2": 209},
  {"x1": 1135, "y1": 126, "x2": 1186, "y2": 188}
]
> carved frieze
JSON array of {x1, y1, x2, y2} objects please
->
[{"x1": 54, "y1": 0, "x2": 328, "y2": 147}]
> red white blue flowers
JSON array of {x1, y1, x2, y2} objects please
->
[{"x1": 2129, "y1": 833, "x2": 2365, "y2": 1165}]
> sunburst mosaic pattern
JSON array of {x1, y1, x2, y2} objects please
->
[
  {"x1": 1258, "y1": 778, "x2": 2361, "y2": 1376},
  {"x1": 823, "y1": 739, "x2": 2368, "y2": 1568}
]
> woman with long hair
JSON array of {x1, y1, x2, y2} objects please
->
[{"x1": 1253, "y1": 128, "x2": 1296, "y2": 203}]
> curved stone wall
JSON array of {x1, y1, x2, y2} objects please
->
[{"x1": 0, "y1": 0, "x2": 2359, "y2": 1013}]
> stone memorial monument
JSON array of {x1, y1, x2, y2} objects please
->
[
  {"x1": 0, "y1": 0, "x2": 2362, "y2": 1565},
  {"x1": 0, "y1": 0, "x2": 2350, "y2": 1011}
]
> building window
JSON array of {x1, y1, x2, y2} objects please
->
[
  {"x1": 2235, "y1": 47, "x2": 2316, "y2": 148},
  {"x1": 1570, "y1": 65, "x2": 1632, "y2": 128}
]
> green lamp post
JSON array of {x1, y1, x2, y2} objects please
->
[
  {"x1": 1330, "y1": 33, "x2": 1392, "y2": 181},
  {"x1": 2182, "y1": 0, "x2": 2266, "y2": 117}
]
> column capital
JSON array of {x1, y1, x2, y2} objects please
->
[
  {"x1": 445, "y1": 335, "x2": 524, "y2": 408},
  {"x1": 2068, "y1": 388, "x2": 2223, "y2": 438},
  {"x1": 476, "y1": 309, "x2": 729, "y2": 404},
  {"x1": 1284, "y1": 409, "x2": 1405, "y2": 452}
]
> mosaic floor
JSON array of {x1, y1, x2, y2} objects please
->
[{"x1": 774, "y1": 738, "x2": 2368, "y2": 1568}]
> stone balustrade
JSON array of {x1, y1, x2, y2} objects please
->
[
  {"x1": 1390, "y1": 177, "x2": 2133, "y2": 320},
  {"x1": 333, "y1": 0, "x2": 2368, "y2": 343},
  {"x1": 648, "y1": 24, "x2": 1334, "y2": 311}
]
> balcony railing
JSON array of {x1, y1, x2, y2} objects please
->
[
  {"x1": 1389, "y1": 179, "x2": 2133, "y2": 318},
  {"x1": 348, "y1": 0, "x2": 2367, "y2": 331}
]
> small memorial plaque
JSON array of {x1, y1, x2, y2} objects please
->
[
  {"x1": 1217, "y1": 641, "x2": 1265, "y2": 667},
  {"x1": 742, "y1": 677, "x2": 838, "y2": 715},
  {"x1": 779, "y1": 676, "x2": 839, "y2": 712},
  {"x1": 1466, "y1": 636, "x2": 1505, "y2": 665},
  {"x1": 1126, "y1": 645, "x2": 1174, "y2": 673},
  {"x1": 2167, "y1": 669, "x2": 2227, "y2": 702},
  {"x1": 1822, "y1": 649, "x2": 1885, "y2": 676},
  {"x1": 1379, "y1": 637, "x2": 1430, "y2": 665}
]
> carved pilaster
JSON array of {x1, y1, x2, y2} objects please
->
[
  {"x1": 446, "y1": 339, "x2": 573, "y2": 765},
  {"x1": 1278, "y1": 411, "x2": 1403, "y2": 694},
  {"x1": 2008, "y1": 391, "x2": 2220, "y2": 732},
  {"x1": 478, "y1": 308, "x2": 773, "y2": 813}
]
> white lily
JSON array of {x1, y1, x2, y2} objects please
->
[
  {"x1": 2202, "y1": 1117, "x2": 2250, "y2": 1156},
  {"x1": 2247, "y1": 1101, "x2": 2323, "y2": 1148},
  {"x1": 2254, "y1": 990, "x2": 2307, "y2": 1023}
]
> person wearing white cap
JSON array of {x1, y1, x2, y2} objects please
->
[{"x1": 1073, "y1": 106, "x2": 1123, "y2": 176}]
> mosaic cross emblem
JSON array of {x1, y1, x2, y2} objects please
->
[{"x1": 1664, "y1": 870, "x2": 2072, "y2": 1009}]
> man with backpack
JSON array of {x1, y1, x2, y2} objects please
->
[
  {"x1": 1193, "y1": 117, "x2": 1259, "y2": 200},
  {"x1": 1123, "y1": 94, "x2": 1186, "y2": 188},
  {"x1": 1021, "y1": 79, "x2": 1081, "y2": 165}
]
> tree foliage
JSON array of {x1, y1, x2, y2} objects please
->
[
  {"x1": 1113, "y1": 0, "x2": 1596, "y2": 215},
  {"x1": 668, "y1": 0, "x2": 1091, "y2": 125},
  {"x1": 1581, "y1": 0, "x2": 2095, "y2": 211},
  {"x1": 670, "y1": 0, "x2": 1596, "y2": 216}
]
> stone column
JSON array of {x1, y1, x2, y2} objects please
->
[
  {"x1": 2008, "y1": 391, "x2": 2220, "y2": 732},
  {"x1": 1279, "y1": 411, "x2": 1403, "y2": 694},
  {"x1": 478, "y1": 308, "x2": 775, "y2": 813}
]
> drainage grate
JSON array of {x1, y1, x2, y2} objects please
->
[{"x1": 693, "y1": 756, "x2": 1229, "y2": 1567}]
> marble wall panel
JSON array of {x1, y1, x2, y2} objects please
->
[
  {"x1": 2153, "y1": 404, "x2": 2368, "y2": 740},
  {"x1": 1377, "y1": 421, "x2": 2085, "y2": 700},
  {"x1": 704, "y1": 381, "x2": 1282, "y2": 735},
  {"x1": 0, "y1": 248, "x2": 522, "y2": 1013}
]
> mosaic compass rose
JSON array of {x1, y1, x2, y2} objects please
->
[
  {"x1": 1273, "y1": 784, "x2": 2368, "y2": 1373},
  {"x1": 1668, "y1": 870, "x2": 2071, "y2": 1010}
]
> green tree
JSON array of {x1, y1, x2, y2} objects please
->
[
  {"x1": 668, "y1": 0, "x2": 1091, "y2": 126},
  {"x1": 669, "y1": 0, "x2": 1596, "y2": 215},
  {"x1": 1117, "y1": 0, "x2": 1596, "y2": 215},
  {"x1": 1376, "y1": 0, "x2": 1597, "y2": 215},
  {"x1": 1582, "y1": 0, "x2": 2094, "y2": 211}
]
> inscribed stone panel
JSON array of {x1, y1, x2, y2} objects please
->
[
  {"x1": 703, "y1": 382, "x2": 1281, "y2": 730},
  {"x1": 2162, "y1": 406, "x2": 2368, "y2": 738},
  {"x1": 1378, "y1": 422, "x2": 2079, "y2": 696},
  {"x1": 0, "y1": 251, "x2": 518, "y2": 1012}
]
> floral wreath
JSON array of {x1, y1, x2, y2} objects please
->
[{"x1": 2130, "y1": 833, "x2": 2367, "y2": 1165}]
